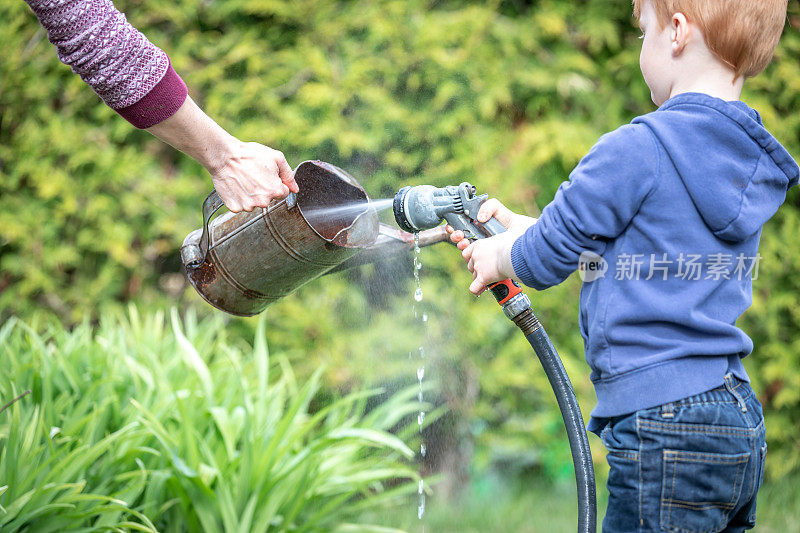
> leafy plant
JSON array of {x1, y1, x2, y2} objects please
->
[{"x1": 0, "y1": 308, "x2": 427, "y2": 531}]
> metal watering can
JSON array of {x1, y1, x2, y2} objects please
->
[{"x1": 181, "y1": 160, "x2": 447, "y2": 316}]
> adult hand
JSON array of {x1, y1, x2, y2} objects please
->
[
  {"x1": 208, "y1": 140, "x2": 298, "y2": 213},
  {"x1": 445, "y1": 198, "x2": 537, "y2": 295},
  {"x1": 146, "y1": 96, "x2": 299, "y2": 213}
]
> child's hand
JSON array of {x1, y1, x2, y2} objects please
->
[
  {"x1": 445, "y1": 199, "x2": 537, "y2": 295},
  {"x1": 459, "y1": 232, "x2": 519, "y2": 294},
  {"x1": 445, "y1": 198, "x2": 537, "y2": 247},
  {"x1": 472, "y1": 198, "x2": 537, "y2": 236}
]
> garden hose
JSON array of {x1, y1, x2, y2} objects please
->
[
  {"x1": 394, "y1": 183, "x2": 597, "y2": 533},
  {"x1": 489, "y1": 280, "x2": 597, "y2": 533}
]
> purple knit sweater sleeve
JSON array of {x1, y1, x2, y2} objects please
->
[{"x1": 25, "y1": 0, "x2": 188, "y2": 128}]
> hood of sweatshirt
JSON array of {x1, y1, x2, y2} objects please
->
[{"x1": 635, "y1": 93, "x2": 799, "y2": 242}]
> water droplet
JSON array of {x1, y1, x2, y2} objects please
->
[
  {"x1": 422, "y1": 313, "x2": 428, "y2": 322},
  {"x1": 418, "y1": 411, "x2": 425, "y2": 425},
  {"x1": 418, "y1": 479, "x2": 424, "y2": 494},
  {"x1": 419, "y1": 346, "x2": 425, "y2": 358},
  {"x1": 420, "y1": 443, "x2": 426, "y2": 457},
  {"x1": 414, "y1": 257, "x2": 422, "y2": 271},
  {"x1": 414, "y1": 287, "x2": 423, "y2": 302},
  {"x1": 417, "y1": 367, "x2": 425, "y2": 380},
  {"x1": 418, "y1": 493, "x2": 426, "y2": 519}
]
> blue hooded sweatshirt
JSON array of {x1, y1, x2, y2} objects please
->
[{"x1": 510, "y1": 92, "x2": 799, "y2": 430}]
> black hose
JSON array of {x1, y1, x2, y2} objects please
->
[{"x1": 515, "y1": 308, "x2": 597, "y2": 533}]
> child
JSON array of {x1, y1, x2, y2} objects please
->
[{"x1": 448, "y1": 1, "x2": 797, "y2": 531}]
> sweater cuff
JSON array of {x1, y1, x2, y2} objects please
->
[
  {"x1": 115, "y1": 60, "x2": 188, "y2": 129},
  {"x1": 511, "y1": 236, "x2": 538, "y2": 288}
]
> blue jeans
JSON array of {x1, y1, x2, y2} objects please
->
[{"x1": 599, "y1": 374, "x2": 767, "y2": 533}]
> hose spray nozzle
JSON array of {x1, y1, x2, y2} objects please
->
[
  {"x1": 393, "y1": 182, "x2": 507, "y2": 239},
  {"x1": 393, "y1": 181, "x2": 526, "y2": 314}
]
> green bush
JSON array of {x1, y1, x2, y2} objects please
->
[
  {"x1": 0, "y1": 308, "x2": 424, "y2": 531},
  {"x1": 2, "y1": 0, "x2": 799, "y2": 485}
]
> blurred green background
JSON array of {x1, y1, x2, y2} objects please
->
[{"x1": 1, "y1": 0, "x2": 799, "y2": 530}]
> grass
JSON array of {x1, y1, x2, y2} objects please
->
[{"x1": 369, "y1": 471, "x2": 800, "y2": 532}]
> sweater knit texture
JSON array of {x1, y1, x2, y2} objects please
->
[{"x1": 25, "y1": 0, "x2": 187, "y2": 128}]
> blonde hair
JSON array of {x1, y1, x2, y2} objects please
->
[{"x1": 632, "y1": 0, "x2": 788, "y2": 78}]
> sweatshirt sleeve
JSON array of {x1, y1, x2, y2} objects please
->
[
  {"x1": 24, "y1": 0, "x2": 187, "y2": 128},
  {"x1": 510, "y1": 123, "x2": 660, "y2": 290}
]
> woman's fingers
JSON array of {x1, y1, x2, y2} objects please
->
[
  {"x1": 211, "y1": 141, "x2": 296, "y2": 212},
  {"x1": 274, "y1": 151, "x2": 299, "y2": 193}
]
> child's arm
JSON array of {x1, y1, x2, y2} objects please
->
[
  {"x1": 454, "y1": 124, "x2": 659, "y2": 294},
  {"x1": 512, "y1": 124, "x2": 659, "y2": 290}
]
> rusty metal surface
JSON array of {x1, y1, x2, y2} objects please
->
[
  {"x1": 182, "y1": 160, "x2": 379, "y2": 316},
  {"x1": 182, "y1": 160, "x2": 455, "y2": 316}
]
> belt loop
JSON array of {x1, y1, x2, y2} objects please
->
[
  {"x1": 661, "y1": 402, "x2": 674, "y2": 418},
  {"x1": 723, "y1": 374, "x2": 747, "y2": 413}
]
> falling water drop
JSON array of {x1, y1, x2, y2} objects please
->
[{"x1": 412, "y1": 231, "x2": 428, "y2": 527}]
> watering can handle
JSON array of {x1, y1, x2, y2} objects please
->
[{"x1": 185, "y1": 190, "x2": 224, "y2": 269}]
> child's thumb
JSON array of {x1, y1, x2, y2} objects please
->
[{"x1": 477, "y1": 198, "x2": 513, "y2": 227}]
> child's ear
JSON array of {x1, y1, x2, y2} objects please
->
[{"x1": 671, "y1": 12, "x2": 690, "y2": 56}]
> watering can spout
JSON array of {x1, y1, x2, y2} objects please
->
[{"x1": 324, "y1": 225, "x2": 449, "y2": 275}]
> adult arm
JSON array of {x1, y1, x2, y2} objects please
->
[
  {"x1": 24, "y1": 0, "x2": 297, "y2": 211},
  {"x1": 145, "y1": 96, "x2": 297, "y2": 212}
]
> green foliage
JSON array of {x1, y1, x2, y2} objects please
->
[
  {"x1": 2, "y1": 0, "x2": 800, "y2": 490},
  {"x1": 0, "y1": 308, "x2": 423, "y2": 530}
]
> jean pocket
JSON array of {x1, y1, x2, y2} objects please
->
[
  {"x1": 660, "y1": 449, "x2": 750, "y2": 533},
  {"x1": 600, "y1": 419, "x2": 638, "y2": 460}
]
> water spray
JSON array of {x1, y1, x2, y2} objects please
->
[
  {"x1": 394, "y1": 182, "x2": 597, "y2": 533},
  {"x1": 181, "y1": 163, "x2": 596, "y2": 532}
]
